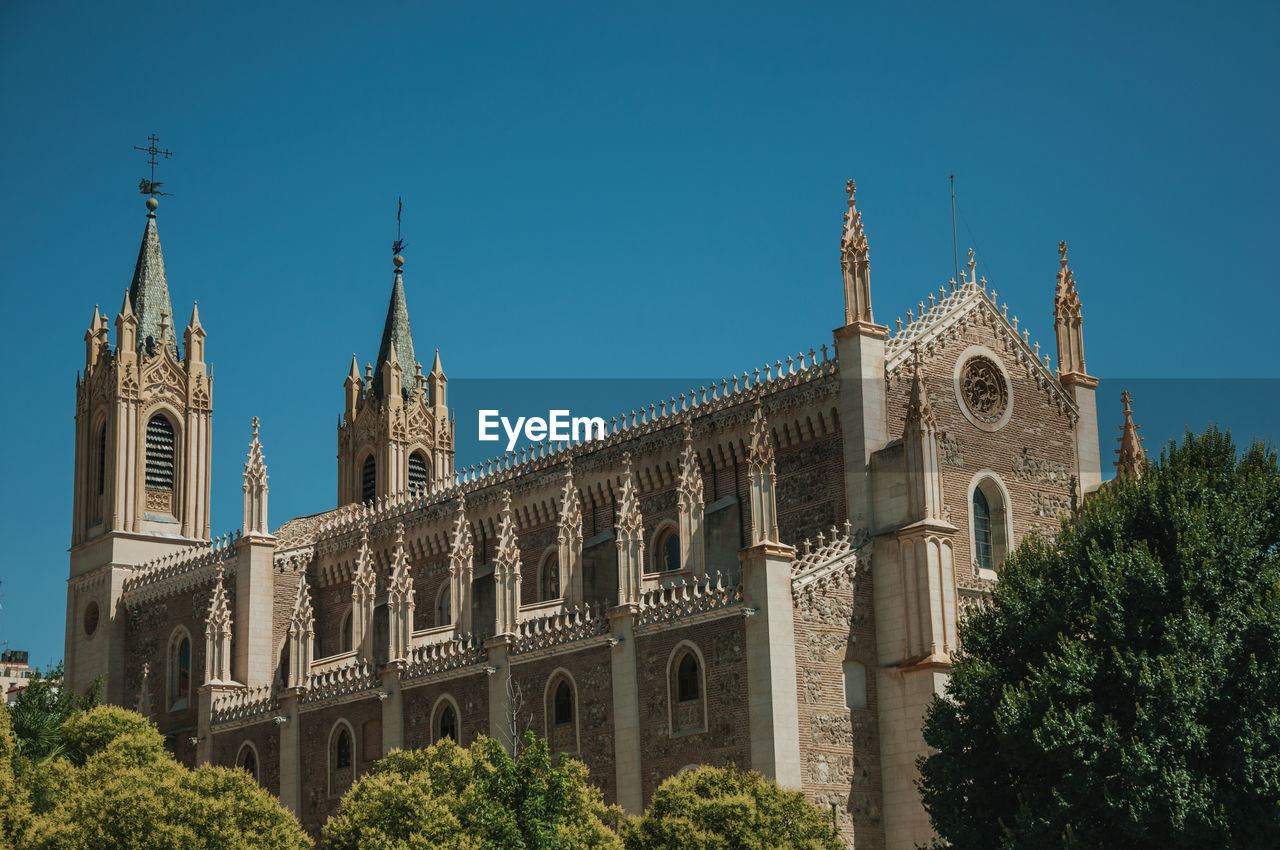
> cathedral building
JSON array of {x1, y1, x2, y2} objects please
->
[{"x1": 66, "y1": 182, "x2": 1113, "y2": 847}]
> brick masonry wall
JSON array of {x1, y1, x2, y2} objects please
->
[
  {"x1": 510, "y1": 647, "x2": 617, "y2": 800},
  {"x1": 298, "y1": 698, "x2": 381, "y2": 834},
  {"x1": 123, "y1": 572, "x2": 229, "y2": 768},
  {"x1": 634, "y1": 616, "x2": 751, "y2": 806},
  {"x1": 212, "y1": 718, "x2": 281, "y2": 797},
  {"x1": 885, "y1": 318, "x2": 1078, "y2": 583},
  {"x1": 402, "y1": 670, "x2": 489, "y2": 749}
]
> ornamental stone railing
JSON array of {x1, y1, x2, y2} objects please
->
[
  {"x1": 635, "y1": 571, "x2": 743, "y2": 627},
  {"x1": 210, "y1": 683, "x2": 276, "y2": 727},
  {"x1": 791, "y1": 522, "x2": 867, "y2": 606},
  {"x1": 401, "y1": 634, "x2": 485, "y2": 683},
  {"x1": 511, "y1": 603, "x2": 607, "y2": 654},
  {"x1": 301, "y1": 654, "x2": 379, "y2": 705},
  {"x1": 121, "y1": 533, "x2": 240, "y2": 609}
]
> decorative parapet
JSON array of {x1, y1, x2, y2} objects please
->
[
  {"x1": 883, "y1": 260, "x2": 1078, "y2": 423},
  {"x1": 211, "y1": 683, "x2": 277, "y2": 728},
  {"x1": 790, "y1": 522, "x2": 867, "y2": 606},
  {"x1": 401, "y1": 634, "x2": 485, "y2": 683},
  {"x1": 301, "y1": 653, "x2": 379, "y2": 706},
  {"x1": 121, "y1": 532, "x2": 240, "y2": 609},
  {"x1": 309, "y1": 344, "x2": 840, "y2": 544},
  {"x1": 512, "y1": 603, "x2": 607, "y2": 655},
  {"x1": 636, "y1": 571, "x2": 743, "y2": 628}
]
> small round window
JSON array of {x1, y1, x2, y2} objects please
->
[{"x1": 83, "y1": 600, "x2": 100, "y2": 636}]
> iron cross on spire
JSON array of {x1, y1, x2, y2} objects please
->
[
  {"x1": 134, "y1": 133, "x2": 173, "y2": 197},
  {"x1": 392, "y1": 196, "x2": 408, "y2": 257}
]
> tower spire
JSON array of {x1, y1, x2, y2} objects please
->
[
  {"x1": 128, "y1": 201, "x2": 177, "y2": 358},
  {"x1": 371, "y1": 254, "x2": 418, "y2": 401},
  {"x1": 1115, "y1": 391, "x2": 1146, "y2": 478}
]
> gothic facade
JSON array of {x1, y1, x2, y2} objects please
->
[{"x1": 66, "y1": 183, "x2": 1116, "y2": 847}]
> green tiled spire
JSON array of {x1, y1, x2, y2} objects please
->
[
  {"x1": 128, "y1": 208, "x2": 178, "y2": 358},
  {"x1": 371, "y1": 259, "x2": 418, "y2": 401}
]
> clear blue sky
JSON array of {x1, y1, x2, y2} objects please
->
[{"x1": 2, "y1": 2, "x2": 1277, "y2": 668}]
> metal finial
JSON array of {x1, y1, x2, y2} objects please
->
[
  {"x1": 134, "y1": 134, "x2": 173, "y2": 199},
  {"x1": 392, "y1": 196, "x2": 408, "y2": 258}
]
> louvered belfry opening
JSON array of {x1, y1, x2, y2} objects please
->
[
  {"x1": 145, "y1": 415, "x2": 176, "y2": 491},
  {"x1": 408, "y1": 451, "x2": 429, "y2": 492},
  {"x1": 361, "y1": 456, "x2": 376, "y2": 504}
]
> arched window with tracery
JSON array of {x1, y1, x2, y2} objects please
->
[
  {"x1": 544, "y1": 672, "x2": 578, "y2": 755},
  {"x1": 168, "y1": 629, "x2": 191, "y2": 711},
  {"x1": 408, "y1": 451, "x2": 430, "y2": 492},
  {"x1": 341, "y1": 609, "x2": 354, "y2": 654},
  {"x1": 669, "y1": 644, "x2": 706, "y2": 734},
  {"x1": 330, "y1": 722, "x2": 356, "y2": 797},
  {"x1": 360, "y1": 455, "x2": 376, "y2": 504}
]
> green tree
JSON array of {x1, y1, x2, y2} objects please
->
[
  {"x1": 919, "y1": 428, "x2": 1280, "y2": 848},
  {"x1": 622, "y1": 764, "x2": 842, "y2": 850},
  {"x1": 324, "y1": 733, "x2": 623, "y2": 850},
  {"x1": 16, "y1": 705, "x2": 311, "y2": 850},
  {"x1": 9, "y1": 662, "x2": 101, "y2": 765}
]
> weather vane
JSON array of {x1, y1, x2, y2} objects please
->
[
  {"x1": 392, "y1": 196, "x2": 408, "y2": 256},
  {"x1": 134, "y1": 133, "x2": 173, "y2": 197}
]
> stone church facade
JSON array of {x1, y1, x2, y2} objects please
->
[{"x1": 65, "y1": 183, "x2": 1105, "y2": 847}]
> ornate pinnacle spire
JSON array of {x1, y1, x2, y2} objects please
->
[
  {"x1": 347, "y1": 353, "x2": 361, "y2": 383},
  {"x1": 677, "y1": 422, "x2": 704, "y2": 507},
  {"x1": 1115, "y1": 391, "x2": 1146, "y2": 478},
  {"x1": 289, "y1": 571, "x2": 313, "y2": 636},
  {"x1": 840, "y1": 178, "x2": 876, "y2": 327},
  {"x1": 129, "y1": 205, "x2": 178, "y2": 358},
  {"x1": 430, "y1": 348, "x2": 444, "y2": 377},
  {"x1": 242, "y1": 417, "x2": 269, "y2": 535},
  {"x1": 558, "y1": 463, "x2": 582, "y2": 535},
  {"x1": 904, "y1": 346, "x2": 937, "y2": 430},
  {"x1": 371, "y1": 260, "x2": 418, "y2": 401},
  {"x1": 205, "y1": 564, "x2": 233, "y2": 684},
  {"x1": 1054, "y1": 241, "x2": 1090, "y2": 382},
  {"x1": 1055, "y1": 241, "x2": 1082, "y2": 319}
]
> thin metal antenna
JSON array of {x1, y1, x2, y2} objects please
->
[{"x1": 949, "y1": 174, "x2": 959, "y2": 285}]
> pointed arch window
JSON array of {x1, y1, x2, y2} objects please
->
[
  {"x1": 540, "y1": 551, "x2": 560, "y2": 601},
  {"x1": 652, "y1": 525, "x2": 681, "y2": 573},
  {"x1": 973, "y1": 488, "x2": 993, "y2": 573},
  {"x1": 437, "y1": 703, "x2": 457, "y2": 743},
  {"x1": 669, "y1": 644, "x2": 707, "y2": 735},
  {"x1": 361, "y1": 455, "x2": 376, "y2": 504},
  {"x1": 545, "y1": 673, "x2": 578, "y2": 755},
  {"x1": 168, "y1": 629, "x2": 191, "y2": 711},
  {"x1": 436, "y1": 581, "x2": 451, "y2": 628},
  {"x1": 330, "y1": 722, "x2": 356, "y2": 797},
  {"x1": 95, "y1": 425, "x2": 107, "y2": 496},
  {"x1": 341, "y1": 609, "x2": 354, "y2": 654},
  {"x1": 971, "y1": 475, "x2": 1010, "y2": 575},
  {"x1": 237, "y1": 742, "x2": 259, "y2": 783},
  {"x1": 408, "y1": 451, "x2": 430, "y2": 492},
  {"x1": 145, "y1": 414, "x2": 176, "y2": 492}
]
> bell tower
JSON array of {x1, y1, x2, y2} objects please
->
[
  {"x1": 337, "y1": 252, "x2": 454, "y2": 506},
  {"x1": 67, "y1": 196, "x2": 213, "y2": 701}
]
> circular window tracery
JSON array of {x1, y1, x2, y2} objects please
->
[{"x1": 959, "y1": 356, "x2": 1008, "y2": 424}]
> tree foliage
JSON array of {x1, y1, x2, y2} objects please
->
[
  {"x1": 920, "y1": 428, "x2": 1280, "y2": 848},
  {"x1": 323, "y1": 733, "x2": 623, "y2": 850},
  {"x1": 622, "y1": 764, "x2": 842, "y2": 850},
  {"x1": 5, "y1": 704, "x2": 311, "y2": 850},
  {"x1": 8, "y1": 662, "x2": 100, "y2": 765}
]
